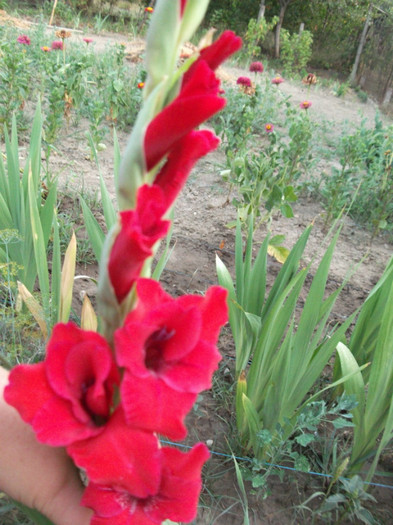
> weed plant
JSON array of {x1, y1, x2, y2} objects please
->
[
  {"x1": 320, "y1": 114, "x2": 393, "y2": 238},
  {"x1": 0, "y1": 24, "x2": 143, "y2": 158}
]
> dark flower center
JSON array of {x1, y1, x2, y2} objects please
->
[
  {"x1": 81, "y1": 378, "x2": 107, "y2": 427},
  {"x1": 144, "y1": 327, "x2": 174, "y2": 373}
]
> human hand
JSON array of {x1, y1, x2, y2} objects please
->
[{"x1": 0, "y1": 366, "x2": 93, "y2": 525}]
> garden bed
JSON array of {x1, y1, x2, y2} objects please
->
[{"x1": 1, "y1": 17, "x2": 393, "y2": 525}]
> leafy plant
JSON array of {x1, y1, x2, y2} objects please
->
[
  {"x1": 216, "y1": 218, "x2": 357, "y2": 461},
  {"x1": 0, "y1": 106, "x2": 57, "y2": 296},
  {"x1": 241, "y1": 396, "x2": 356, "y2": 496},
  {"x1": 336, "y1": 254, "x2": 393, "y2": 480},
  {"x1": 320, "y1": 114, "x2": 393, "y2": 236},
  {"x1": 280, "y1": 28, "x2": 313, "y2": 76},
  {"x1": 219, "y1": 105, "x2": 312, "y2": 229},
  {"x1": 0, "y1": 38, "x2": 32, "y2": 131},
  {"x1": 315, "y1": 475, "x2": 378, "y2": 525},
  {"x1": 242, "y1": 16, "x2": 278, "y2": 60}
]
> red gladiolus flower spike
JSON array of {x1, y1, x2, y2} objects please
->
[
  {"x1": 108, "y1": 184, "x2": 170, "y2": 303},
  {"x1": 144, "y1": 60, "x2": 225, "y2": 171},
  {"x1": 82, "y1": 443, "x2": 210, "y2": 525},
  {"x1": 114, "y1": 279, "x2": 228, "y2": 439},
  {"x1": 4, "y1": 323, "x2": 119, "y2": 446},
  {"x1": 154, "y1": 130, "x2": 220, "y2": 210}
]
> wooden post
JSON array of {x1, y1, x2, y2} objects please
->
[
  {"x1": 257, "y1": 0, "x2": 266, "y2": 21},
  {"x1": 349, "y1": 3, "x2": 372, "y2": 86},
  {"x1": 49, "y1": 0, "x2": 58, "y2": 27}
]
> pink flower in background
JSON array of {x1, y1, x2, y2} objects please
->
[
  {"x1": 4, "y1": 323, "x2": 119, "y2": 446},
  {"x1": 265, "y1": 123, "x2": 274, "y2": 133},
  {"x1": 83, "y1": 37, "x2": 93, "y2": 44},
  {"x1": 82, "y1": 443, "x2": 210, "y2": 525},
  {"x1": 249, "y1": 61, "x2": 264, "y2": 73},
  {"x1": 51, "y1": 40, "x2": 63, "y2": 50},
  {"x1": 237, "y1": 76, "x2": 252, "y2": 87},
  {"x1": 17, "y1": 34, "x2": 31, "y2": 45},
  {"x1": 108, "y1": 185, "x2": 170, "y2": 303},
  {"x1": 272, "y1": 75, "x2": 284, "y2": 85},
  {"x1": 114, "y1": 279, "x2": 227, "y2": 439},
  {"x1": 41, "y1": 46, "x2": 51, "y2": 52},
  {"x1": 300, "y1": 100, "x2": 312, "y2": 110}
]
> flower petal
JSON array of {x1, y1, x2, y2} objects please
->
[
  {"x1": 121, "y1": 373, "x2": 196, "y2": 440},
  {"x1": 68, "y1": 408, "x2": 162, "y2": 498}
]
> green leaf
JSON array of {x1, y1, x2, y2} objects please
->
[
  {"x1": 28, "y1": 166, "x2": 50, "y2": 325},
  {"x1": 12, "y1": 501, "x2": 55, "y2": 525},
  {"x1": 80, "y1": 196, "x2": 106, "y2": 262},
  {"x1": 295, "y1": 433, "x2": 315, "y2": 447}
]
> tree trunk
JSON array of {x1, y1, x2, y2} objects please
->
[
  {"x1": 274, "y1": 5, "x2": 286, "y2": 58},
  {"x1": 257, "y1": 0, "x2": 266, "y2": 21},
  {"x1": 349, "y1": 3, "x2": 372, "y2": 86}
]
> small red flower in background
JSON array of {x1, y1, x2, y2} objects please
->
[
  {"x1": 83, "y1": 37, "x2": 93, "y2": 44},
  {"x1": 108, "y1": 185, "x2": 170, "y2": 303},
  {"x1": 265, "y1": 123, "x2": 274, "y2": 133},
  {"x1": 272, "y1": 75, "x2": 284, "y2": 85},
  {"x1": 17, "y1": 34, "x2": 31, "y2": 45},
  {"x1": 114, "y1": 279, "x2": 227, "y2": 439},
  {"x1": 137, "y1": 81, "x2": 145, "y2": 89},
  {"x1": 236, "y1": 76, "x2": 252, "y2": 87},
  {"x1": 41, "y1": 46, "x2": 51, "y2": 52},
  {"x1": 249, "y1": 61, "x2": 264, "y2": 73},
  {"x1": 51, "y1": 40, "x2": 63, "y2": 50},
  {"x1": 145, "y1": 6, "x2": 154, "y2": 13},
  {"x1": 300, "y1": 100, "x2": 312, "y2": 109},
  {"x1": 82, "y1": 443, "x2": 210, "y2": 525},
  {"x1": 4, "y1": 323, "x2": 119, "y2": 446}
]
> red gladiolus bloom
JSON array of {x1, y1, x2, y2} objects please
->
[
  {"x1": 4, "y1": 323, "x2": 119, "y2": 446},
  {"x1": 17, "y1": 34, "x2": 31, "y2": 45},
  {"x1": 265, "y1": 123, "x2": 274, "y2": 133},
  {"x1": 237, "y1": 76, "x2": 252, "y2": 87},
  {"x1": 249, "y1": 61, "x2": 264, "y2": 73},
  {"x1": 68, "y1": 408, "x2": 162, "y2": 499},
  {"x1": 300, "y1": 100, "x2": 312, "y2": 110},
  {"x1": 51, "y1": 40, "x2": 63, "y2": 50},
  {"x1": 115, "y1": 279, "x2": 227, "y2": 439},
  {"x1": 108, "y1": 185, "x2": 170, "y2": 303},
  {"x1": 144, "y1": 60, "x2": 225, "y2": 171},
  {"x1": 82, "y1": 443, "x2": 210, "y2": 525},
  {"x1": 154, "y1": 130, "x2": 219, "y2": 210}
]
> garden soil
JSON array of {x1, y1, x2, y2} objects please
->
[{"x1": 11, "y1": 23, "x2": 393, "y2": 524}]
